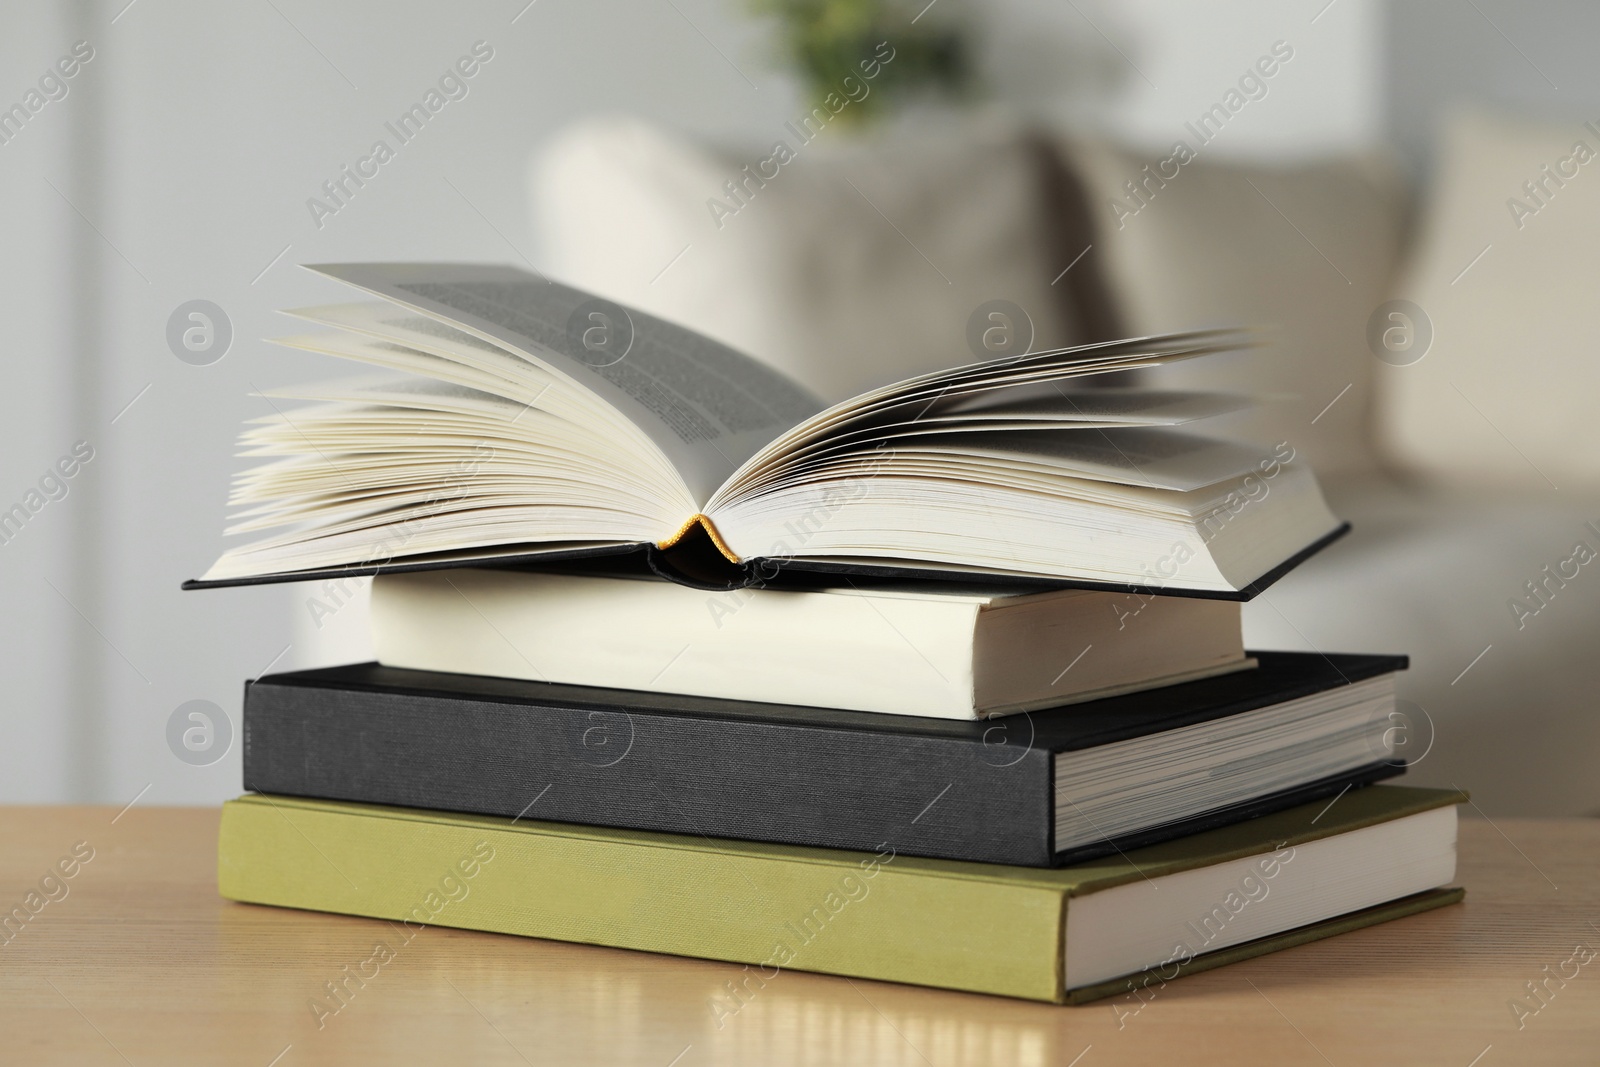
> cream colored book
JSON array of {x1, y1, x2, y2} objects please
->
[{"x1": 369, "y1": 567, "x2": 1250, "y2": 718}]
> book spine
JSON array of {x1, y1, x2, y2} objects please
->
[
  {"x1": 217, "y1": 798, "x2": 1069, "y2": 1002},
  {"x1": 242, "y1": 681, "x2": 1057, "y2": 866}
]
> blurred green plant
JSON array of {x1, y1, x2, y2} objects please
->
[{"x1": 749, "y1": 0, "x2": 971, "y2": 126}]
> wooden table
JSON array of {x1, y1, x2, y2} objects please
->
[{"x1": 2, "y1": 808, "x2": 1596, "y2": 1065}]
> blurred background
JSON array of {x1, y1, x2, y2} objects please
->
[{"x1": 3, "y1": 0, "x2": 1596, "y2": 812}]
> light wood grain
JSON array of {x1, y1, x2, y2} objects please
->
[{"x1": 1, "y1": 806, "x2": 1596, "y2": 1066}]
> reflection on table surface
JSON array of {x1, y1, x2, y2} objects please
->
[{"x1": 2, "y1": 808, "x2": 1597, "y2": 1066}]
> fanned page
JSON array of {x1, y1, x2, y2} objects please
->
[
  {"x1": 306, "y1": 263, "x2": 825, "y2": 505},
  {"x1": 695, "y1": 334, "x2": 1342, "y2": 592},
  {"x1": 192, "y1": 264, "x2": 1343, "y2": 594}
]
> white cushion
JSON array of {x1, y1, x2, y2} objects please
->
[
  {"x1": 1243, "y1": 473, "x2": 1600, "y2": 816},
  {"x1": 1376, "y1": 110, "x2": 1600, "y2": 488},
  {"x1": 1062, "y1": 136, "x2": 1406, "y2": 474},
  {"x1": 531, "y1": 115, "x2": 1079, "y2": 402}
]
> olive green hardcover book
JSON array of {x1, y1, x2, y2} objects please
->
[{"x1": 217, "y1": 785, "x2": 1465, "y2": 1004}]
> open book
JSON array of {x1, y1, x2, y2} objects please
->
[{"x1": 187, "y1": 263, "x2": 1345, "y2": 596}]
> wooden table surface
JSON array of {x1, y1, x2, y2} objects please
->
[{"x1": 1, "y1": 807, "x2": 1597, "y2": 1066}]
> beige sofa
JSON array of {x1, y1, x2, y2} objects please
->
[{"x1": 532, "y1": 112, "x2": 1600, "y2": 817}]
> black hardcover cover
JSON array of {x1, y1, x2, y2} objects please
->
[
  {"x1": 185, "y1": 522, "x2": 1351, "y2": 599},
  {"x1": 241, "y1": 650, "x2": 1405, "y2": 867}
]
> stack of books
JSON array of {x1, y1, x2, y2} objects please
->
[{"x1": 188, "y1": 264, "x2": 1465, "y2": 1005}]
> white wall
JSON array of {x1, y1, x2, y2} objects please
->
[
  {"x1": 0, "y1": 0, "x2": 1384, "y2": 803},
  {"x1": 983, "y1": 0, "x2": 1382, "y2": 160},
  {"x1": 0, "y1": 4, "x2": 94, "y2": 801}
]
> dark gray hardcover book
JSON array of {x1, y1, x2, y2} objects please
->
[{"x1": 241, "y1": 651, "x2": 1407, "y2": 867}]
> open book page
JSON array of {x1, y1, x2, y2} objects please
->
[
  {"x1": 226, "y1": 379, "x2": 676, "y2": 520},
  {"x1": 280, "y1": 307, "x2": 558, "y2": 392},
  {"x1": 733, "y1": 390, "x2": 1257, "y2": 482},
  {"x1": 258, "y1": 375, "x2": 530, "y2": 421},
  {"x1": 726, "y1": 428, "x2": 1276, "y2": 505},
  {"x1": 306, "y1": 263, "x2": 824, "y2": 505},
  {"x1": 711, "y1": 452, "x2": 1338, "y2": 591},
  {"x1": 284, "y1": 302, "x2": 564, "y2": 393},
  {"x1": 274, "y1": 327, "x2": 555, "y2": 404},
  {"x1": 271, "y1": 325, "x2": 635, "y2": 443},
  {"x1": 197, "y1": 355, "x2": 702, "y2": 582},
  {"x1": 187, "y1": 266, "x2": 1340, "y2": 593},
  {"x1": 944, "y1": 389, "x2": 1253, "y2": 423},
  {"x1": 707, "y1": 331, "x2": 1248, "y2": 509},
  {"x1": 886, "y1": 429, "x2": 1276, "y2": 491}
]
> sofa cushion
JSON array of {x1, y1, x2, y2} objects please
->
[
  {"x1": 1376, "y1": 109, "x2": 1600, "y2": 488},
  {"x1": 531, "y1": 115, "x2": 1081, "y2": 402},
  {"x1": 1243, "y1": 472, "x2": 1600, "y2": 816},
  {"x1": 1061, "y1": 136, "x2": 1407, "y2": 475}
]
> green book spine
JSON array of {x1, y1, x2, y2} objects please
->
[{"x1": 217, "y1": 786, "x2": 1465, "y2": 1004}]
